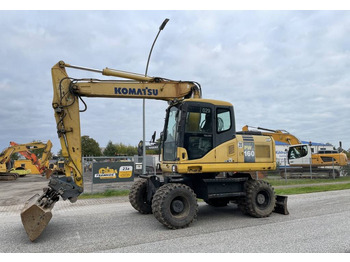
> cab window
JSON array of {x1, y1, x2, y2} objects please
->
[
  {"x1": 184, "y1": 106, "x2": 213, "y2": 160},
  {"x1": 288, "y1": 145, "x2": 308, "y2": 159},
  {"x1": 217, "y1": 108, "x2": 231, "y2": 133}
]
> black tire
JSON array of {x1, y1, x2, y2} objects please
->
[
  {"x1": 152, "y1": 183, "x2": 198, "y2": 229},
  {"x1": 236, "y1": 199, "x2": 248, "y2": 215},
  {"x1": 244, "y1": 180, "x2": 276, "y2": 218},
  {"x1": 205, "y1": 198, "x2": 229, "y2": 207},
  {"x1": 129, "y1": 179, "x2": 152, "y2": 214}
]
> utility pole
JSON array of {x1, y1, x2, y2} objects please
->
[{"x1": 143, "y1": 18, "x2": 169, "y2": 175}]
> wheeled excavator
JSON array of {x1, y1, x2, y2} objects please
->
[
  {"x1": 10, "y1": 141, "x2": 53, "y2": 176},
  {"x1": 0, "y1": 141, "x2": 52, "y2": 181},
  {"x1": 242, "y1": 126, "x2": 348, "y2": 178},
  {"x1": 20, "y1": 61, "x2": 289, "y2": 241}
]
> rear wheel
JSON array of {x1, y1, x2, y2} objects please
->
[
  {"x1": 129, "y1": 179, "x2": 152, "y2": 214},
  {"x1": 152, "y1": 183, "x2": 198, "y2": 229},
  {"x1": 244, "y1": 180, "x2": 276, "y2": 218}
]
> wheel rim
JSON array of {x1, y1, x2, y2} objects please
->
[
  {"x1": 256, "y1": 190, "x2": 270, "y2": 209},
  {"x1": 170, "y1": 197, "x2": 187, "y2": 216}
]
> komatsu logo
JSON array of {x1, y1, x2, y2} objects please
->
[{"x1": 114, "y1": 87, "x2": 159, "y2": 96}]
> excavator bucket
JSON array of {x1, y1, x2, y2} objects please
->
[
  {"x1": 274, "y1": 195, "x2": 289, "y2": 215},
  {"x1": 20, "y1": 194, "x2": 54, "y2": 241}
]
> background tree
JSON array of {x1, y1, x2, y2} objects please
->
[
  {"x1": 146, "y1": 138, "x2": 161, "y2": 155},
  {"x1": 81, "y1": 135, "x2": 102, "y2": 156},
  {"x1": 57, "y1": 149, "x2": 62, "y2": 157},
  {"x1": 10, "y1": 153, "x2": 19, "y2": 161},
  {"x1": 115, "y1": 142, "x2": 138, "y2": 156},
  {"x1": 31, "y1": 142, "x2": 46, "y2": 159},
  {"x1": 103, "y1": 140, "x2": 117, "y2": 156}
]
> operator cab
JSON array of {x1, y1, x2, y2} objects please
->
[
  {"x1": 287, "y1": 144, "x2": 311, "y2": 165},
  {"x1": 162, "y1": 99, "x2": 235, "y2": 162}
]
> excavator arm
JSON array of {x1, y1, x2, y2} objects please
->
[
  {"x1": 242, "y1": 125, "x2": 302, "y2": 145},
  {"x1": 38, "y1": 140, "x2": 53, "y2": 175},
  {"x1": 21, "y1": 61, "x2": 201, "y2": 241}
]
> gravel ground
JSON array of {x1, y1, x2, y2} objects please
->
[
  {"x1": 1, "y1": 172, "x2": 348, "y2": 206},
  {"x1": 0, "y1": 173, "x2": 135, "y2": 206}
]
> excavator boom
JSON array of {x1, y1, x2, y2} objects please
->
[{"x1": 242, "y1": 125, "x2": 302, "y2": 145}]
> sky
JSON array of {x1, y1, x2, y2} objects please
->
[{"x1": 0, "y1": 8, "x2": 349, "y2": 154}]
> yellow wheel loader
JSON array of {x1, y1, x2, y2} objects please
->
[{"x1": 21, "y1": 61, "x2": 289, "y2": 241}]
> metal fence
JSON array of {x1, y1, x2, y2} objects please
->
[
  {"x1": 81, "y1": 155, "x2": 160, "y2": 193},
  {"x1": 80, "y1": 155, "x2": 349, "y2": 193}
]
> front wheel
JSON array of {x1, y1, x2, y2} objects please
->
[
  {"x1": 152, "y1": 183, "x2": 198, "y2": 229},
  {"x1": 244, "y1": 180, "x2": 276, "y2": 218},
  {"x1": 129, "y1": 179, "x2": 152, "y2": 214}
]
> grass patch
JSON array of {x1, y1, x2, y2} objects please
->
[
  {"x1": 77, "y1": 177, "x2": 350, "y2": 199},
  {"x1": 79, "y1": 189, "x2": 129, "y2": 199},
  {"x1": 266, "y1": 176, "x2": 350, "y2": 186},
  {"x1": 275, "y1": 183, "x2": 350, "y2": 195}
]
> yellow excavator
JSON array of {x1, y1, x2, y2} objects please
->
[
  {"x1": 10, "y1": 140, "x2": 53, "y2": 176},
  {"x1": 20, "y1": 61, "x2": 289, "y2": 241},
  {"x1": 0, "y1": 141, "x2": 52, "y2": 181},
  {"x1": 242, "y1": 126, "x2": 348, "y2": 177}
]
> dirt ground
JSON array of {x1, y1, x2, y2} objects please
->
[{"x1": 0, "y1": 173, "x2": 135, "y2": 206}]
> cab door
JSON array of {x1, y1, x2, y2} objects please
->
[{"x1": 182, "y1": 102, "x2": 214, "y2": 160}]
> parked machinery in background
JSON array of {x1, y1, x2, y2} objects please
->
[{"x1": 242, "y1": 126, "x2": 348, "y2": 178}]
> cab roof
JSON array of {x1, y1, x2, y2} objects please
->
[{"x1": 183, "y1": 98, "x2": 233, "y2": 107}]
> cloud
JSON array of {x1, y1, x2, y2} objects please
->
[{"x1": 0, "y1": 10, "x2": 349, "y2": 154}]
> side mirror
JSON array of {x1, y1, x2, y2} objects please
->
[{"x1": 151, "y1": 131, "x2": 156, "y2": 143}]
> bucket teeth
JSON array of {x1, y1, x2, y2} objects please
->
[{"x1": 20, "y1": 194, "x2": 55, "y2": 241}]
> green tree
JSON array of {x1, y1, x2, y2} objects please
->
[
  {"x1": 10, "y1": 153, "x2": 19, "y2": 161},
  {"x1": 81, "y1": 135, "x2": 102, "y2": 156},
  {"x1": 103, "y1": 140, "x2": 117, "y2": 156},
  {"x1": 114, "y1": 142, "x2": 138, "y2": 156},
  {"x1": 31, "y1": 144, "x2": 45, "y2": 158},
  {"x1": 57, "y1": 149, "x2": 62, "y2": 157},
  {"x1": 146, "y1": 138, "x2": 161, "y2": 155}
]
